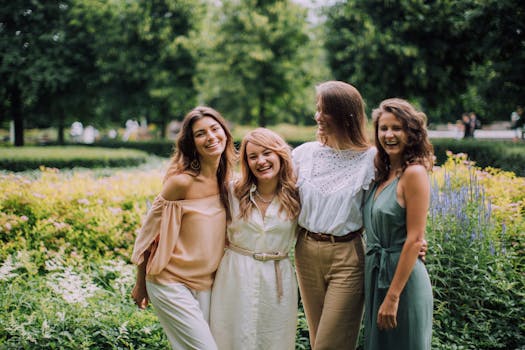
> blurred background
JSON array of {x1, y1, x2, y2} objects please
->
[{"x1": 1, "y1": 0, "x2": 523, "y2": 146}]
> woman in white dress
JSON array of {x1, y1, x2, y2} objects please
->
[{"x1": 210, "y1": 128, "x2": 301, "y2": 350}]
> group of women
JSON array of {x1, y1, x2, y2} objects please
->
[{"x1": 131, "y1": 80, "x2": 434, "y2": 350}]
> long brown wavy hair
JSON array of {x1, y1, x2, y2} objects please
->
[
  {"x1": 234, "y1": 128, "x2": 300, "y2": 221},
  {"x1": 316, "y1": 81, "x2": 370, "y2": 150},
  {"x1": 372, "y1": 98, "x2": 434, "y2": 184},
  {"x1": 164, "y1": 106, "x2": 237, "y2": 221}
]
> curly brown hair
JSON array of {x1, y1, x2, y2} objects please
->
[
  {"x1": 234, "y1": 128, "x2": 300, "y2": 221},
  {"x1": 372, "y1": 98, "x2": 434, "y2": 184}
]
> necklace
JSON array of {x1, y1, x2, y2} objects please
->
[{"x1": 254, "y1": 190, "x2": 275, "y2": 204}]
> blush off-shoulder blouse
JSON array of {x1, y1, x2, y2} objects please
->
[{"x1": 131, "y1": 194, "x2": 226, "y2": 291}]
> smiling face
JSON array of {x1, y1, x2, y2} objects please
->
[
  {"x1": 245, "y1": 142, "x2": 281, "y2": 185},
  {"x1": 192, "y1": 116, "x2": 227, "y2": 160},
  {"x1": 315, "y1": 99, "x2": 338, "y2": 142},
  {"x1": 377, "y1": 112, "x2": 407, "y2": 165}
]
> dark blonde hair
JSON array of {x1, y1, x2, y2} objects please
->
[
  {"x1": 316, "y1": 81, "x2": 370, "y2": 149},
  {"x1": 372, "y1": 98, "x2": 434, "y2": 183},
  {"x1": 164, "y1": 106, "x2": 237, "y2": 221},
  {"x1": 234, "y1": 128, "x2": 300, "y2": 220}
]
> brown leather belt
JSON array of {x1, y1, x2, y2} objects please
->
[{"x1": 303, "y1": 227, "x2": 363, "y2": 243}]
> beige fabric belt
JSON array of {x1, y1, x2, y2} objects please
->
[{"x1": 227, "y1": 243, "x2": 288, "y2": 302}]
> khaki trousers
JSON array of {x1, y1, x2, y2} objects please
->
[
  {"x1": 146, "y1": 281, "x2": 217, "y2": 350},
  {"x1": 295, "y1": 232, "x2": 365, "y2": 350}
]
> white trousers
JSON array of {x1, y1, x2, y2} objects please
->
[{"x1": 146, "y1": 280, "x2": 217, "y2": 350}]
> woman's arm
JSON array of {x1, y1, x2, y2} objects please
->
[
  {"x1": 132, "y1": 250, "x2": 150, "y2": 309},
  {"x1": 377, "y1": 165, "x2": 430, "y2": 330}
]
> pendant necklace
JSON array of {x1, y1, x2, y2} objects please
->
[{"x1": 255, "y1": 190, "x2": 275, "y2": 204}]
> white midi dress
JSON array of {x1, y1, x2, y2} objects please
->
[{"x1": 210, "y1": 187, "x2": 298, "y2": 350}]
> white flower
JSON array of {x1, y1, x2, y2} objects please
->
[
  {"x1": 46, "y1": 267, "x2": 100, "y2": 307},
  {"x1": 0, "y1": 255, "x2": 24, "y2": 281}
]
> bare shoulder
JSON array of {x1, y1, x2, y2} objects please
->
[
  {"x1": 403, "y1": 164, "x2": 428, "y2": 179},
  {"x1": 400, "y1": 164, "x2": 429, "y2": 193},
  {"x1": 161, "y1": 173, "x2": 194, "y2": 201}
]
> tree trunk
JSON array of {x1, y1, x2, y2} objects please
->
[
  {"x1": 11, "y1": 85, "x2": 24, "y2": 147},
  {"x1": 57, "y1": 111, "x2": 65, "y2": 145}
]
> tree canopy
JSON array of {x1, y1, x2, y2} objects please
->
[{"x1": 1, "y1": 0, "x2": 523, "y2": 145}]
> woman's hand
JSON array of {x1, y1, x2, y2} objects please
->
[
  {"x1": 418, "y1": 238, "x2": 428, "y2": 262},
  {"x1": 377, "y1": 294, "x2": 399, "y2": 330},
  {"x1": 131, "y1": 281, "x2": 149, "y2": 309}
]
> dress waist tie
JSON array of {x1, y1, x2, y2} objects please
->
[
  {"x1": 366, "y1": 243, "x2": 404, "y2": 290},
  {"x1": 228, "y1": 243, "x2": 288, "y2": 302}
]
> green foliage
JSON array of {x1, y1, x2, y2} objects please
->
[
  {"x1": 0, "y1": 159, "x2": 524, "y2": 348},
  {"x1": 426, "y1": 157, "x2": 525, "y2": 349},
  {"x1": 195, "y1": 0, "x2": 319, "y2": 126},
  {"x1": 431, "y1": 139, "x2": 525, "y2": 176},
  {"x1": 323, "y1": 0, "x2": 525, "y2": 123},
  {"x1": 0, "y1": 146, "x2": 149, "y2": 171},
  {"x1": 0, "y1": 258, "x2": 169, "y2": 349}
]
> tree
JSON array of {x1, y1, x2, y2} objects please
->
[
  {"x1": 84, "y1": 0, "x2": 201, "y2": 136},
  {"x1": 323, "y1": 0, "x2": 525, "y2": 123},
  {"x1": 195, "y1": 0, "x2": 311, "y2": 126},
  {"x1": 1, "y1": 1, "x2": 79, "y2": 145},
  {"x1": 323, "y1": 1, "x2": 484, "y2": 122},
  {"x1": 463, "y1": 0, "x2": 525, "y2": 119}
]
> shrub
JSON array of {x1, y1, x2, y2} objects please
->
[
  {"x1": 0, "y1": 255, "x2": 169, "y2": 349},
  {"x1": 0, "y1": 147, "x2": 149, "y2": 172},
  {"x1": 431, "y1": 139, "x2": 525, "y2": 176},
  {"x1": 0, "y1": 157, "x2": 523, "y2": 349},
  {"x1": 426, "y1": 154, "x2": 525, "y2": 349},
  {"x1": 0, "y1": 166, "x2": 163, "y2": 265}
]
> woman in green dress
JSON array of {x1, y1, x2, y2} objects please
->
[{"x1": 363, "y1": 98, "x2": 434, "y2": 349}]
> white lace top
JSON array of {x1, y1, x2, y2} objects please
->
[{"x1": 293, "y1": 141, "x2": 376, "y2": 236}]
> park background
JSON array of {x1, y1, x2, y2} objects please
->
[{"x1": 1, "y1": 1, "x2": 524, "y2": 349}]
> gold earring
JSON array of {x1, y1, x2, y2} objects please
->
[{"x1": 190, "y1": 159, "x2": 200, "y2": 171}]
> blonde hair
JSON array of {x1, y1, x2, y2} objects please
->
[{"x1": 234, "y1": 128, "x2": 300, "y2": 220}]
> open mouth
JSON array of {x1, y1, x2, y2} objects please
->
[{"x1": 257, "y1": 165, "x2": 272, "y2": 173}]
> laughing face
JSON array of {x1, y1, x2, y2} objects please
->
[
  {"x1": 314, "y1": 99, "x2": 337, "y2": 141},
  {"x1": 192, "y1": 116, "x2": 227, "y2": 160},
  {"x1": 245, "y1": 142, "x2": 281, "y2": 185},
  {"x1": 377, "y1": 112, "x2": 408, "y2": 163}
]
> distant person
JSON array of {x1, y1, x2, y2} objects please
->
[
  {"x1": 210, "y1": 128, "x2": 300, "y2": 350},
  {"x1": 511, "y1": 106, "x2": 523, "y2": 141},
  {"x1": 131, "y1": 106, "x2": 236, "y2": 350},
  {"x1": 461, "y1": 113, "x2": 473, "y2": 138},
  {"x1": 364, "y1": 98, "x2": 434, "y2": 349},
  {"x1": 469, "y1": 112, "x2": 481, "y2": 138}
]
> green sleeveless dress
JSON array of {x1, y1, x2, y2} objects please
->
[{"x1": 363, "y1": 178, "x2": 433, "y2": 350}]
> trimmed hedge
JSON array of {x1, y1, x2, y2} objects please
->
[
  {"x1": 0, "y1": 146, "x2": 149, "y2": 172},
  {"x1": 431, "y1": 139, "x2": 525, "y2": 176}
]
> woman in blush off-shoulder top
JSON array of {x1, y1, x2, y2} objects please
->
[{"x1": 130, "y1": 106, "x2": 236, "y2": 350}]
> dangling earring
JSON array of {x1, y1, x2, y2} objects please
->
[{"x1": 190, "y1": 158, "x2": 200, "y2": 171}]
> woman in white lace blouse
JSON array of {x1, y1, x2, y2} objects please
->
[{"x1": 292, "y1": 81, "x2": 376, "y2": 349}]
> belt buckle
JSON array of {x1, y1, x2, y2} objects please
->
[{"x1": 253, "y1": 252, "x2": 269, "y2": 261}]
